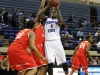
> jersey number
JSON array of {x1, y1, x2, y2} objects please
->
[
  {"x1": 50, "y1": 24, "x2": 53, "y2": 28},
  {"x1": 79, "y1": 43, "x2": 85, "y2": 49},
  {"x1": 15, "y1": 32, "x2": 24, "y2": 39}
]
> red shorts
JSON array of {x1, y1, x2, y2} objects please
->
[
  {"x1": 71, "y1": 52, "x2": 88, "y2": 71},
  {"x1": 7, "y1": 45, "x2": 37, "y2": 72},
  {"x1": 30, "y1": 45, "x2": 46, "y2": 67}
]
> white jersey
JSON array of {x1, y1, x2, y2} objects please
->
[{"x1": 44, "y1": 18, "x2": 60, "y2": 40}]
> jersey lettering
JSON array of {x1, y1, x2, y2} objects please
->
[
  {"x1": 48, "y1": 29, "x2": 55, "y2": 32},
  {"x1": 79, "y1": 43, "x2": 85, "y2": 49},
  {"x1": 15, "y1": 32, "x2": 24, "y2": 39}
]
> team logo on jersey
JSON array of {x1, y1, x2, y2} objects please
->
[{"x1": 46, "y1": 21, "x2": 57, "y2": 24}]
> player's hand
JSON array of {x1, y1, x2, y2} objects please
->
[
  {"x1": 42, "y1": 57, "x2": 48, "y2": 64},
  {"x1": 91, "y1": 58, "x2": 94, "y2": 63},
  {"x1": 56, "y1": 1, "x2": 60, "y2": 9},
  {"x1": 2, "y1": 67, "x2": 6, "y2": 70}
]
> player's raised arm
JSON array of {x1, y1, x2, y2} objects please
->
[
  {"x1": 29, "y1": 31, "x2": 47, "y2": 63},
  {"x1": 35, "y1": 0, "x2": 45, "y2": 23},
  {"x1": 38, "y1": 4, "x2": 49, "y2": 20},
  {"x1": 55, "y1": 2, "x2": 63, "y2": 26},
  {"x1": 86, "y1": 44, "x2": 94, "y2": 62}
]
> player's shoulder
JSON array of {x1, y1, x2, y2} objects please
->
[{"x1": 29, "y1": 31, "x2": 36, "y2": 36}]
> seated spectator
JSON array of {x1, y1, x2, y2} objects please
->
[
  {"x1": 18, "y1": 13, "x2": 24, "y2": 29},
  {"x1": 1, "y1": 56, "x2": 10, "y2": 71},
  {"x1": 11, "y1": 13, "x2": 16, "y2": 27},
  {"x1": 68, "y1": 14, "x2": 73, "y2": 23},
  {"x1": 15, "y1": 9, "x2": 19, "y2": 17},
  {"x1": 95, "y1": 29, "x2": 100, "y2": 43},
  {"x1": 96, "y1": 41, "x2": 100, "y2": 49},
  {"x1": 92, "y1": 19, "x2": 98, "y2": 27},
  {"x1": 65, "y1": 34, "x2": 73, "y2": 43},
  {"x1": 81, "y1": 18, "x2": 87, "y2": 26},
  {"x1": 77, "y1": 28, "x2": 84, "y2": 40},
  {"x1": 28, "y1": 13, "x2": 34, "y2": 21},
  {"x1": 1, "y1": 55, "x2": 10, "y2": 75},
  {"x1": 3, "y1": 11, "x2": 8, "y2": 25},
  {"x1": 92, "y1": 57, "x2": 100, "y2": 65},
  {"x1": 0, "y1": 51, "x2": 5, "y2": 63},
  {"x1": 77, "y1": 38, "x2": 82, "y2": 44},
  {"x1": 61, "y1": 34, "x2": 66, "y2": 46},
  {"x1": 78, "y1": 18, "x2": 83, "y2": 27},
  {"x1": 31, "y1": 12, "x2": 36, "y2": 18},
  {"x1": 0, "y1": 10, "x2": 2, "y2": 23},
  {"x1": 88, "y1": 32, "x2": 92, "y2": 36}
]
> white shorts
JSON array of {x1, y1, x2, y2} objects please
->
[{"x1": 45, "y1": 40, "x2": 66, "y2": 65}]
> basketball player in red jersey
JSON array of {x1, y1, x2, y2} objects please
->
[
  {"x1": 30, "y1": 0, "x2": 47, "y2": 75},
  {"x1": 7, "y1": 21, "x2": 47, "y2": 75},
  {"x1": 69, "y1": 36, "x2": 94, "y2": 75}
]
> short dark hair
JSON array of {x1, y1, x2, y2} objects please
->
[
  {"x1": 86, "y1": 35, "x2": 92, "y2": 40},
  {"x1": 26, "y1": 21, "x2": 35, "y2": 29}
]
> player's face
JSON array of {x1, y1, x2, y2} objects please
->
[
  {"x1": 51, "y1": 10, "x2": 57, "y2": 18},
  {"x1": 89, "y1": 37, "x2": 93, "y2": 43}
]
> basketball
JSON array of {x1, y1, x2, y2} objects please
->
[{"x1": 49, "y1": 0, "x2": 59, "y2": 7}]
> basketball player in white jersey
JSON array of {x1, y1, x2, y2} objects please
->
[{"x1": 38, "y1": 1, "x2": 68, "y2": 75}]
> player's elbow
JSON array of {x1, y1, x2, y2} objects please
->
[{"x1": 59, "y1": 21, "x2": 63, "y2": 25}]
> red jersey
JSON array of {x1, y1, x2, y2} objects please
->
[
  {"x1": 11, "y1": 29, "x2": 32, "y2": 50},
  {"x1": 34, "y1": 24, "x2": 45, "y2": 45},
  {"x1": 77, "y1": 41, "x2": 90, "y2": 54},
  {"x1": 30, "y1": 24, "x2": 46, "y2": 66}
]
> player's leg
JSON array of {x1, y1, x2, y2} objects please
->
[
  {"x1": 45, "y1": 41, "x2": 55, "y2": 75},
  {"x1": 25, "y1": 68, "x2": 38, "y2": 75},
  {"x1": 62, "y1": 63, "x2": 68, "y2": 75},
  {"x1": 47, "y1": 63, "x2": 53, "y2": 75},
  {"x1": 54, "y1": 40, "x2": 68, "y2": 75},
  {"x1": 37, "y1": 65, "x2": 47, "y2": 75},
  {"x1": 69, "y1": 54, "x2": 80, "y2": 75},
  {"x1": 80, "y1": 55, "x2": 88, "y2": 75}
]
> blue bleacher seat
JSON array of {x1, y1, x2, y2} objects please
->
[{"x1": 4, "y1": 32, "x2": 9, "y2": 39}]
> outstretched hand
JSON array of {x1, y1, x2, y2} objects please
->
[
  {"x1": 42, "y1": 57, "x2": 48, "y2": 64},
  {"x1": 56, "y1": 1, "x2": 60, "y2": 9}
]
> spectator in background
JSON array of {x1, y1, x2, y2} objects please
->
[
  {"x1": 92, "y1": 19, "x2": 98, "y2": 27},
  {"x1": 78, "y1": 18, "x2": 83, "y2": 27},
  {"x1": 77, "y1": 28, "x2": 84, "y2": 40},
  {"x1": 68, "y1": 14, "x2": 73, "y2": 23},
  {"x1": 1, "y1": 8, "x2": 6, "y2": 16},
  {"x1": 88, "y1": 32, "x2": 92, "y2": 36},
  {"x1": 15, "y1": 9, "x2": 19, "y2": 17},
  {"x1": 32, "y1": 12, "x2": 36, "y2": 18},
  {"x1": 28, "y1": 13, "x2": 34, "y2": 21},
  {"x1": 1, "y1": 55, "x2": 10, "y2": 75},
  {"x1": 0, "y1": 10, "x2": 2, "y2": 23},
  {"x1": 93, "y1": 57, "x2": 100, "y2": 65},
  {"x1": 0, "y1": 51, "x2": 5, "y2": 63},
  {"x1": 81, "y1": 18, "x2": 87, "y2": 26},
  {"x1": 3, "y1": 11, "x2": 8, "y2": 25},
  {"x1": 21, "y1": 11, "x2": 25, "y2": 18},
  {"x1": 95, "y1": 29, "x2": 100, "y2": 43},
  {"x1": 96, "y1": 41, "x2": 100, "y2": 50},
  {"x1": 18, "y1": 13, "x2": 24, "y2": 29},
  {"x1": 11, "y1": 13, "x2": 16, "y2": 27},
  {"x1": 65, "y1": 34, "x2": 73, "y2": 43}
]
